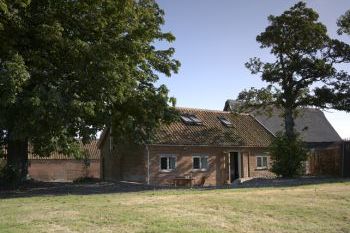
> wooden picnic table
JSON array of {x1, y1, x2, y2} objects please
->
[{"x1": 173, "y1": 177, "x2": 195, "y2": 187}]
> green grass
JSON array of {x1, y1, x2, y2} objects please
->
[{"x1": 1, "y1": 182, "x2": 350, "y2": 233}]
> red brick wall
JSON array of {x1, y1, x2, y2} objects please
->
[
  {"x1": 100, "y1": 136, "x2": 146, "y2": 183},
  {"x1": 247, "y1": 151, "x2": 275, "y2": 178},
  {"x1": 28, "y1": 159, "x2": 100, "y2": 182},
  {"x1": 100, "y1": 135, "x2": 122, "y2": 181},
  {"x1": 148, "y1": 146, "x2": 221, "y2": 186},
  {"x1": 148, "y1": 146, "x2": 274, "y2": 186},
  {"x1": 119, "y1": 145, "x2": 146, "y2": 182},
  {"x1": 100, "y1": 141, "x2": 275, "y2": 186}
]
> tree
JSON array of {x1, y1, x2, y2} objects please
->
[
  {"x1": 236, "y1": 2, "x2": 344, "y2": 177},
  {"x1": 237, "y1": 2, "x2": 338, "y2": 140},
  {"x1": 314, "y1": 72, "x2": 349, "y2": 112},
  {"x1": 0, "y1": 0, "x2": 180, "y2": 185},
  {"x1": 314, "y1": 10, "x2": 350, "y2": 112}
]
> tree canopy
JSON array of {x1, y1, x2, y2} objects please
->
[
  {"x1": 314, "y1": 10, "x2": 350, "y2": 112},
  {"x1": 0, "y1": 0, "x2": 180, "y2": 182}
]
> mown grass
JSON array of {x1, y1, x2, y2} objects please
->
[{"x1": 1, "y1": 182, "x2": 350, "y2": 233}]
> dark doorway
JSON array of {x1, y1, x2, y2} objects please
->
[{"x1": 230, "y1": 152, "x2": 240, "y2": 182}]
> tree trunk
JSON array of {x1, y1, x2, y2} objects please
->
[
  {"x1": 6, "y1": 137, "x2": 29, "y2": 184},
  {"x1": 284, "y1": 108, "x2": 296, "y2": 140}
]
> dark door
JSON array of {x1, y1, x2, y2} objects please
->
[{"x1": 230, "y1": 152, "x2": 239, "y2": 182}]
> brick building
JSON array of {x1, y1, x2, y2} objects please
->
[{"x1": 99, "y1": 108, "x2": 275, "y2": 186}]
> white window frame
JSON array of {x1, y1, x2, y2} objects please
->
[
  {"x1": 192, "y1": 154, "x2": 209, "y2": 171},
  {"x1": 159, "y1": 154, "x2": 177, "y2": 172},
  {"x1": 256, "y1": 155, "x2": 268, "y2": 169}
]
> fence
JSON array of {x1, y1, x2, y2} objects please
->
[
  {"x1": 308, "y1": 143, "x2": 343, "y2": 177},
  {"x1": 343, "y1": 140, "x2": 350, "y2": 177}
]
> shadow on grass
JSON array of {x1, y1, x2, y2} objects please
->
[
  {"x1": 0, "y1": 177, "x2": 349, "y2": 199},
  {"x1": 233, "y1": 176, "x2": 350, "y2": 189},
  {"x1": 0, "y1": 180, "x2": 172, "y2": 199},
  {"x1": 0, "y1": 179, "x2": 224, "y2": 199}
]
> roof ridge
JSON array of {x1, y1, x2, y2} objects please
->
[
  {"x1": 176, "y1": 106, "x2": 250, "y2": 115},
  {"x1": 225, "y1": 100, "x2": 327, "y2": 113}
]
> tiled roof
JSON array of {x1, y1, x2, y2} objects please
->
[
  {"x1": 28, "y1": 140, "x2": 100, "y2": 160},
  {"x1": 224, "y1": 100, "x2": 342, "y2": 143},
  {"x1": 152, "y1": 107, "x2": 274, "y2": 147}
]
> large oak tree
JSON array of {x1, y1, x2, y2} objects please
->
[
  {"x1": 237, "y1": 2, "x2": 340, "y2": 140},
  {"x1": 0, "y1": 0, "x2": 180, "y2": 184}
]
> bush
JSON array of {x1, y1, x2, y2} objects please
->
[
  {"x1": 269, "y1": 132, "x2": 308, "y2": 178},
  {"x1": 0, "y1": 165, "x2": 21, "y2": 189}
]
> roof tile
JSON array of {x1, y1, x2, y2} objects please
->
[
  {"x1": 152, "y1": 107, "x2": 274, "y2": 147},
  {"x1": 28, "y1": 140, "x2": 100, "y2": 160}
]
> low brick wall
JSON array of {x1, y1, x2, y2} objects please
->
[{"x1": 28, "y1": 159, "x2": 100, "y2": 182}]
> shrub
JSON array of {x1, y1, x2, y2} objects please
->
[
  {"x1": 269, "y1": 132, "x2": 308, "y2": 178},
  {"x1": 0, "y1": 165, "x2": 21, "y2": 189}
]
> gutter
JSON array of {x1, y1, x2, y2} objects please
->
[
  {"x1": 147, "y1": 143, "x2": 268, "y2": 148},
  {"x1": 146, "y1": 145, "x2": 150, "y2": 185},
  {"x1": 109, "y1": 128, "x2": 113, "y2": 152},
  {"x1": 342, "y1": 141, "x2": 345, "y2": 177}
]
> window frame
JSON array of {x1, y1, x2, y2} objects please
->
[
  {"x1": 256, "y1": 155, "x2": 268, "y2": 170},
  {"x1": 188, "y1": 115, "x2": 202, "y2": 125},
  {"x1": 180, "y1": 114, "x2": 203, "y2": 125},
  {"x1": 159, "y1": 154, "x2": 177, "y2": 172},
  {"x1": 180, "y1": 115, "x2": 193, "y2": 124},
  {"x1": 192, "y1": 154, "x2": 209, "y2": 171},
  {"x1": 218, "y1": 116, "x2": 233, "y2": 127}
]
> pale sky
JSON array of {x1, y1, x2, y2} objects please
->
[{"x1": 156, "y1": 0, "x2": 350, "y2": 139}]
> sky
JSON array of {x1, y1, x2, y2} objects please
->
[{"x1": 155, "y1": 0, "x2": 350, "y2": 139}]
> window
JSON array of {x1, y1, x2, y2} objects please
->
[
  {"x1": 160, "y1": 155, "x2": 176, "y2": 171},
  {"x1": 218, "y1": 116, "x2": 233, "y2": 127},
  {"x1": 180, "y1": 115, "x2": 193, "y2": 124},
  {"x1": 188, "y1": 115, "x2": 202, "y2": 125},
  {"x1": 180, "y1": 114, "x2": 203, "y2": 125},
  {"x1": 256, "y1": 156, "x2": 268, "y2": 169},
  {"x1": 192, "y1": 155, "x2": 209, "y2": 170}
]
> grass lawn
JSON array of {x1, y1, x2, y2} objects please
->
[{"x1": 1, "y1": 182, "x2": 350, "y2": 233}]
